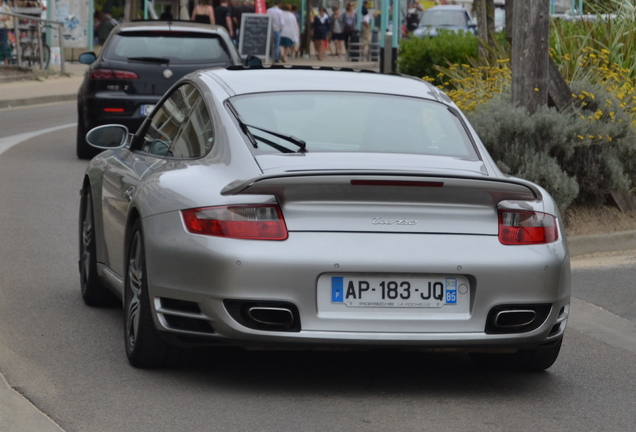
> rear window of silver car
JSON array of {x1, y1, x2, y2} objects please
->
[
  {"x1": 230, "y1": 92, "x2": 479, "y2": 159},
  {"x1": 104, "y1": 31, "x2": 232, "y2": 64}
]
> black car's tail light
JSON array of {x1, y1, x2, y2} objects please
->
[
  {"x1": 498, "y1": 210, "x2": 558, "y2": 245},
  {"x1": 181, "y1": 205, "x2": 288, "y2": 240},
  {"x1": 90, "y1": 69, "x2": 139, "y2": 80}
]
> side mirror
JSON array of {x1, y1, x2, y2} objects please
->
[
  {"x1": 86, "y1": 125, "x2": 129, "y2": 150},
  {"x1": 79, "y1": 52, "x2": 98, "y2": 65},
  {"x1": 244, "y1": 55, "x2": 263, "y2": 67}
]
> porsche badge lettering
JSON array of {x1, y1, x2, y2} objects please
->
[{"x1": 372, "y1": 218, "x2": 417, "y2": 226}]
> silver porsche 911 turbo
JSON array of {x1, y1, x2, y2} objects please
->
[{"x1": 79, "y1": 66, "x2": 570, "y2": 370}]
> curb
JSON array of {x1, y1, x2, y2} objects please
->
[
  {"x1": 0, "y1": 374, "x2": 65, "y2": 431},
  {"x1": 0, "y1": 94, "x2": 77, "y2": 110},
  {"x1": 568, "y1": 230, "x2": 636, "y2": 257}
]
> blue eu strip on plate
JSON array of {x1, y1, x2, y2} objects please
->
[{"x1": 332, "y1": 277, "x2": 344, "y2": 303}]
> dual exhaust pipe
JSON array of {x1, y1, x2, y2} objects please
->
[
  {"x1": 486, "y1": 304, "x2": 551, "y2": 334},
  {"x1": 247, "y1": 306, "x2": 295, "y2": 327},
  {"x1": 223, "y1": 300, "x2": 301, "y2": 332}
]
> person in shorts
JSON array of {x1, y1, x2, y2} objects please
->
[
  {"x1": 279, "y1": 4, "x2": 299, "y2": 62},
  {"x1": 330, "y1": 6, "x2": 346, "y2": 58},
  {"x1": 312, "y1": 7, "x2": 329, "y2": 60}
]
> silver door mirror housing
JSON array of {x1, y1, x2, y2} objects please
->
[{"x1": 86, "y1": 125, "x2": 129, "y2": 150}]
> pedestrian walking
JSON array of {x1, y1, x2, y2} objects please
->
[
  {"x1": 267, "y1": 0, "x2": 284, "y2": 62},
  {"x1": 329, "y1": 6, "x2": 345, "y2": 58},
  {"x1": 215, "y1": 0, "x2": 234, "y2": 36},
  {"x1": 312, "y1": 7, "x2": 329, "y2": 60},
  {"x1": 279, "y1": 4, "x2": 299, "y2": 62},
  {"x1": 290, "y1": 4, "x2": 301, "y2": 57},
  {"x1": 229, "y1": 0, "x2": 240, "y2": 40},
  {"x1": 406, "y1": 2, "x2": 421, "y2": 33},
  {"x1": 360, "y1": 6, "x2": 372, "y2": 58},
  {"x1": 159, "y1": 5, "x2": 173, "y2": 20},
  {"x1": 342, "y1": 2, "x2": 357, "y2": 51},
  {"x1": 0, "y1": 0, "x2": 13, "y2": 65},
  {"x1": 94, "y1": 11, "x2": 117, "y2": 46},
  {"x1": 234, "y1": 0, "x2": 255, "y2": 41},
  {"x1": 191, "y1": 0, "x2": 215, "y2": 24}
]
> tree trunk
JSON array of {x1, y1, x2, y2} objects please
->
[
  {"x1": 486, "y1": 0, "x2": 495, "y2": 38},
  {"x1": 548, "y1": 57, "x2": 575, "y2": 111},
  {"x1": 475, "y1": 0, "x2": 489, "y2": 61},
  {"x1": 475, "y1": 0, "x2": 495, "y2": 63},
  {"x1": 511, "y1": 0, "x2": 550, "y2": 114},
  {"x1": 505, "y1": 0, "x2": 513, "y2": 43}
]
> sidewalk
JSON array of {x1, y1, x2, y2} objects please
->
[
  {"x1": 0, "y1": 55, "x2": 378, "y2": 109},
  {"x1": 0, "y1": 62, "x2": 86, "y2": 109},
  {"x1": 0, "y1": 374, "x2": 64, "y2": 431}
]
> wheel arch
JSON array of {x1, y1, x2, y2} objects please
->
[
  {"x1": 81, "y1": 174, "x2": 109, "y2": 266},
  {"x1": 124, "y1": 206, "x2": 143, "y2": 263}
]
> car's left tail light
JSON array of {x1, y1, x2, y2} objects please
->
[
  {"x1": 181, "y1": 205, "x2": 288, "y2": 240},
  {"x1": 498, "y1": 210, "x2": 558, "y2": 245}
]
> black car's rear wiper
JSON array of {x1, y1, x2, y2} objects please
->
[{"x1": 127, "y1": 57, "x2": 170, "y2": 64}]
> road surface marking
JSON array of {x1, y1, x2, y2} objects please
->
[
  {"x1": 569, "y1": 297, "x2": 636, "y2": 355},
  {"x1": 0, "y1": 123, "x2": 76, "y2": 157}
]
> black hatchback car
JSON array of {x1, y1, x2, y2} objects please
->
[{"x1": 76, "y1": 21, "x2": 242, "y2": 159}]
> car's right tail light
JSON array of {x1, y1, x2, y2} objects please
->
[
  {"x1": 181, "y1": 205, "x2": 288, "y2": 240},
  {"x1": 498, "y1": 210, "x2": 558, "y2": 245}
]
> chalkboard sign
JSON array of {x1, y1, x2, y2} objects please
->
[{"x1": 238, "y1": 13, "x2": 272, "y2": 63}]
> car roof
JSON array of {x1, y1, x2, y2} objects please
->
[
  {"x1": 116, "y1": 20, "x2": 225, "y2": 34},
  {"x1": 426, "y1": 5, "x2": 467, "y2": 11},
  {"x1": 201, "y1": 68, "x2": 449, "y2": 102}
]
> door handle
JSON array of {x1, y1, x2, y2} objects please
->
[{"x1": 124, "y1": 187, "x2": 134, "y2": 203}]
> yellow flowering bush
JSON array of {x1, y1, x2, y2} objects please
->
[
  {"x1": 432, "y1": 61, "x2": 511, "y2": 112},
  {"x1": 424, "y1": 49, "x2": 636, "y2": 209}
]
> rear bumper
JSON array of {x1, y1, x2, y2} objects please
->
[
  {"x1": 80, "y1": 91, "x2": 160, "y2": 132},
  {"x1": 142, "y1": 211, "x2": 571, "y2": 349}
]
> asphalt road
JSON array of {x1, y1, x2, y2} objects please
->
[{"x1": 1, "y1": 102, "x2": 636, "y2": 432}]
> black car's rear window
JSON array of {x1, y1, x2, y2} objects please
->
[{"x1": 104, "y1": 31, "x2": 232, "y2": 64}]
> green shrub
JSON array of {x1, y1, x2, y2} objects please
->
[
  {"x1": 466, "y1": 97, "x2": 580, "y2": 211},
  {"x1": 466, "y1": 87, "x2": 636, "y2": 210},
  {"x1": 558, "y1": 81, "x2": 636, "y2": 205},
  {"x1": 397, "y1": 30, "x2": 478, "y2": 84}
]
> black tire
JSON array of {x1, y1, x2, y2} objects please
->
[
  {"x1": 124, "y1": 219, "x2": 181, "y2": 368},
  {"x1": 79, "y1": 187, "x2": 118, "y2": 306},
  {"x1": 76, "y1": 118, "x2": 99, "y2": 160},
  {"x1": 469, "y1": 337, "x2": 563, "y2": 372}
]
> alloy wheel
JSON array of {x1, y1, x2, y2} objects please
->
[
  {"x1": 80, "y1": 193, "x2": 93, "y2": 295},
  {"x1": 126, "y1": 231, "x2": 143, "y2": 351}
]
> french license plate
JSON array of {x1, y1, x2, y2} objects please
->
[
  {"x1": 331, "y1": 276, "x2": 458, "y2": 308},
  {"x1": 140, "y1": 104, "x2": 155, "y2": 116}
]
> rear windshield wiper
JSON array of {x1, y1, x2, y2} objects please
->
[
  {"x1": 246, "y1": 124, "x2": 307, "y2": 153},
  {"x1": 127, "y1": 57, "x2": 170, "y2": 64},
  {"x1": 228, "y1": 104, "x2": 306, "y2": 153}
]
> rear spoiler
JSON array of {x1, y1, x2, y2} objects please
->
[{"x1": 221, "y1": 171, "x2": 543, "y2": 203}]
